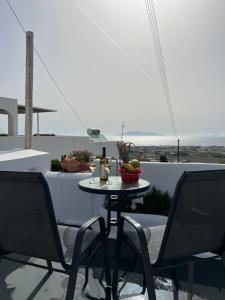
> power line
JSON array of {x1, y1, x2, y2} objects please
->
[
  {"x1": 73, "y1": 0, "x2": 178, "y2": 136},
  {"x1": 32, "y1": 49, "x2": 87, "y2": 130},
  {"x1": 5, "y1": 0, "x2": 26, "y2": 33},
  {"x1": 145, "y1": 0, "x2": 178, "y2": 137},
  {"x1": 146, "y1": 0, "x2": 178, "y2": 137},
  {"x1": 145, "y1": 0, "x2": 177, "y2": 136},
  {"x1": 6, "y1": 0, "x2": 178, "y2": 135},
  {"x1": 5, "y1": 0, "x2": 87, "y2": 131},
  {"x1": 73, "y1": 0, "x2": 155, "y2": 84}
]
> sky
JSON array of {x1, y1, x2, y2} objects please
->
[{"x1": 1, "y1": 0, "x2": 225, "y2": 137}]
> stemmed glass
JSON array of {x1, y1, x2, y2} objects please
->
[
  {"x1": 89, "y1": 155, "x2": 97, "y2": 184},
  {"x1": 105, "y1": 157, "x2": 112, "y2": 185}
]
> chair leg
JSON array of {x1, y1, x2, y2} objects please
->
[
  {"x1": 82, "y1": 262, "x2": 90, "y2": 293},
  {"x1": 112, "y1": 255, "x2": 121, "y2": 299},
  {"x1": 141, "y1": 275, "x2": 146, "y2": 295},
  {"x1": 172, "y1": 268, "x2": 179, "y2": 300},
  {"x1": 81, "y1": 237, "x2": 111, "y2": 293},
  {"x1": 221, "y1": 252, "x2": 225, "y2": 268},
  {"x1": 81, "y1": 238, "x2": 111, "y2": 298},
  {"x1": 187, "y1": 260, "x2": 194, "y2": 300},
  {"x1": 126, "y1": 246, "x2": 146, "y2": 296},
  {"x1": 112, "y1": 220, "x2": 124, "y2": 300},
  {"x1": 65, "y1": 258, "x2": 80, "y2": 300},
  {"x1": 142, "y1": 262, "x2": 157, "y2": 300},
  {"x1": 82, "y1": 243, "x2": 101, "y2": 292},
  {"x1": 46, "y1": 260, "x2": 53, "y2": 274},
  {"x1": 140, "y1": 246, "x2": 157, "y2": 300},
  {"x1": 103, "y1": 237, "x2": 111, "y2": 288}
]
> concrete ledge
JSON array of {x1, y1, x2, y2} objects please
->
[{"x1": 0, "y1": 149, "x2": 50, "y2": 172}]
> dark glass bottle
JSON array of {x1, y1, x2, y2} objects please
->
[{"x1": 100, "y1": 147, "x2": 108, "y2": 182}]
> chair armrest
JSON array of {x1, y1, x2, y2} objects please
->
[
  {"x1": 80, "y1": 216, "x2": 106, "y2": 235},
  {"x1": 71, "y1": 216, "x2": 106, "y2": 259},
  {"x1": 119, "y1": 216, "x2": 148, "y2": 253},
  {"x1": 122, "y1": 215, "x2": 143, "y2": 230}
]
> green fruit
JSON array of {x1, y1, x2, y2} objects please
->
[
  {"x1": 121, "y1": 162, "x2": 135, "y2": 172},
  {"x1": 130, "y1": 159, "x2": 140, "y2": 168}
]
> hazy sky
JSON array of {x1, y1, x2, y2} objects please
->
[{"x1": 1, "y1": 0, "x2": 225, "y2": 137}]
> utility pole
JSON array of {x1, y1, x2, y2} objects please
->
[
  {"x1": 177, "y1": 138, "x2": 180, "y2": 162},
  {"x1": 24, "y1": 31, "x2": 34, "y2": 149},
  {"x1": 120, "y1": 121, "x2": 125, "y2": 142},
  {"x1": 37, "y1": 112, "x2": 40, "y2": 135}
]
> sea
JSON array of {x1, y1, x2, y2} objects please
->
[{"x1": 108, "y1": 135, "x2": 225, "y2": 147}]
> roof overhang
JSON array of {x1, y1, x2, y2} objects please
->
[{"x1": 0, "y1": 104, "x2": 57, "y2": 114}]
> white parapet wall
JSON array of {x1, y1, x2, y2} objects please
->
[
  {"x1": 45, "y1": 171, "x2": 104, "y2": 226},
  {"x1": 0, "y1": 136, "x2": 118, "y2": 159},
  {"x1": 45, "y1": 161, "x2": 225, "y2": 233},
  {"x1": 140, "y1": 161, "x2": 225, "y2": 195},
  {"x1": 2, "y1": 158, "x2": 223, "y2": 237},
  {"x1": 0, "y1": 149, "x2": 50, "y2": 172},
  {"x1": 1, "y1": 149, "x2": 225, "y2": 235}
]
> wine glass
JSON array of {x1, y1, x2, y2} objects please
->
[
  {"x1": 105, "y1": 157, "x2": 112, "y2": 185},
  {"x1": 89, "y1": 155, "x2": 97, "y2": 184}
]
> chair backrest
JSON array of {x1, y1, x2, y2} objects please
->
[
  {"x1": 158, "y1": 169, "x2": 225, "y2": 263},
  {"x1": 0, "y1": 171, "x2": 65, "y2": 264}
]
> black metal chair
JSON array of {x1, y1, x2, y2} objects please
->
[
  {"x1": 0, "y1": 171, "x2": 110, "y2": 300},
  {"x1": 113, "y1": 169, "x2": 225, "y2": 299}
]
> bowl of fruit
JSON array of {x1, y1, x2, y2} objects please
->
[
  {"x1": 119, "y1": 162, "x2": 141, "y2": 183},
  {"x1": 117, "y1": 142, "x2": 141, "y2": 183}
]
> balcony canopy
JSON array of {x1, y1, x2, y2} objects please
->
[{"x1": 0, "y1": 104, "x2": 57, "y2": 115}]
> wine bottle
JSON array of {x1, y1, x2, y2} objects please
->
[{"x1": 100, "y1": 147, "x2": 108, "y2": 182}]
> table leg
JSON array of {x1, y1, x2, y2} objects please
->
[
  {"x1": 106, "y1": 195, "x2": 122, "y2": 236},
  {"x1": 106, "y1": 196, "x2": 112, "y2": 236},
  {"x1": 117, "y1": 196, "x2": 122, "y2": 221}
]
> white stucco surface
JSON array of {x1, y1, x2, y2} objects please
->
[
  {"x1": 0, "y1": 136, "x2": 118, "y2": 159},
  {"x1": 45, "y1": 171, "x2": 105, "y2": 226},
  {"x1": 140, "y1": 161, "x2": 225, "y2": 195},
  {"x1": 1, "y1": 149, "x2": 225, "y2": 235},
  {"x1": 0, "y1": 97, "x2": 18, "y2": 136},
  {"x1": 45, "y1": 161, "x2": 225, "y2": 232},
  {"x1": 0, "y1": 149, "x2": 50, "y2": 173}
]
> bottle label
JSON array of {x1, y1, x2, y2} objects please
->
[
  {"x1": 100, "y1": 164, "x2": 108, "y2": 182},
  {"x1": 100, "y1": 147, "x2": 108, "y2": 182}
]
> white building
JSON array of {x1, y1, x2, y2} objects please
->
[{"x1": 0, "y1": 97, "x2": 118, "y2": 159}]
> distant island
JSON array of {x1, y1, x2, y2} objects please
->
[{"x1": 124, "y1": 131, "x2": 162, "y2": 136}]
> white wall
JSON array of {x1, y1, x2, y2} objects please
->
[
  {"x1": 140, "y1": 161, "x2": 225, "y2": 195},
  {"x1": 0, "y1": 149, "x2": 50, "y2": 172},
  {"x1": 0, "y1": 97, "x2": 18, "y2": 136},
  {"x1": 1, "y1": 148, "x2": 225, "y2": 232},
  {"x1": 45, "y1": 161, "x2": 225, "y2": 231},
  {"x1": 45, "y1": 171, "x2": 105, "y2": 225},
  {"x1": 0, "y1": 136, "x2": 118, "y2": 160}
]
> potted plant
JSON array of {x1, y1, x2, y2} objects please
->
[
  {"x1": 51, "y1": 159, "x2": 62, "y2": 171},
  {"x1": 104, "y1": 186, "x2": 171, "y2": 216}
]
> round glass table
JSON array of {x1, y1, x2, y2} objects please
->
[{"x1": 78, "y1": 176, "x2": 150, "y2": 234}]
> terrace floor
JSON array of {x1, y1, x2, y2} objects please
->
[{"x1": 0, "y1": 239, "x2": 224, "y2": 299}]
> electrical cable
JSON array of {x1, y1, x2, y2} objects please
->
[
  {"x1": 73, "y1": 0, "x2": 178, "y2": 136},
  {"x1": 145, "y1": 0, "x2": 178, "y2": 137},
  {"x1": 6, "y1": 0, "x2": 178, "y2": 135},
  {"x1": 5, "y1": 0, "x2": 87, "y2": 131},
  {"x1": 73, "y1": 0, "x2": 155, "y2": 84}
]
